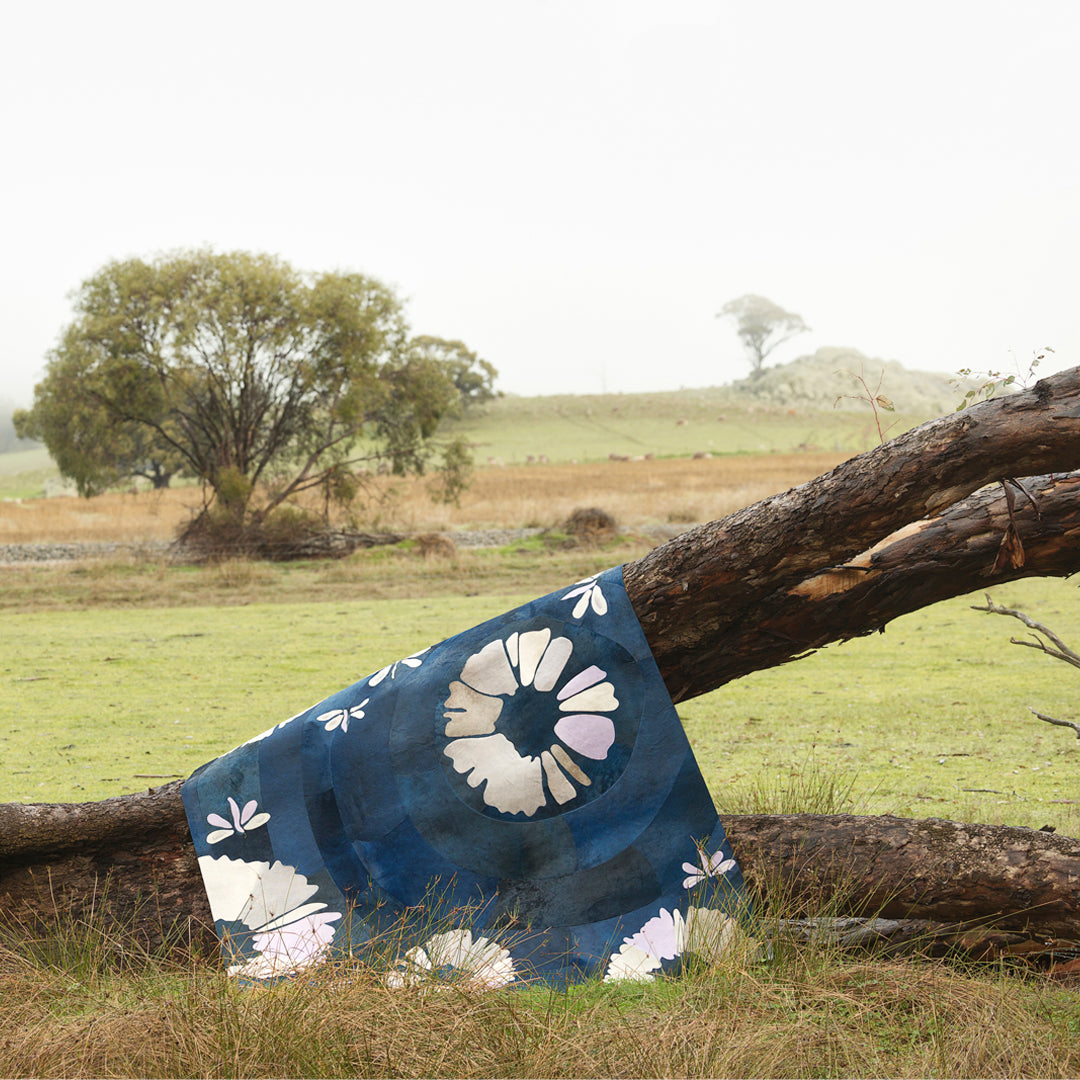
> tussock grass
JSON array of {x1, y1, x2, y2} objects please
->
[
  {"x1": 2, "y1": 906, "x2": 1079, "y2": 1079},
  {"x1": 718, "y1": 757, "x2": 869, "y2": 817}
]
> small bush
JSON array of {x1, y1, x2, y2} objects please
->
[
  {"x1": 414, "y1": 533, "x2": 457, "y2": 560},
  {"x1": 563, "y1": 507, "x2": 617, "y2": 546}
]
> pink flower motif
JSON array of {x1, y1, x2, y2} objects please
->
[
  {"x1": 606, "y1": 906, "x2": 740, "y2": 981},
  {"x1": 628, "y1": 908, "x2": 680, "y2": 960},
  {"x1": 227, "y1": 912, "x2": 342, "y2": 980}
]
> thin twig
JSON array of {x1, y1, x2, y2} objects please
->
[
  {"x1": 971, "y1": 595, "x2": 1080, "y2": 669},
  {"x1": 1030, "y1": 708, "x2": 1080, "y2": 740},
  {"x1": 1005, "y1": 476, "x2": 1042, "y2": 519}
]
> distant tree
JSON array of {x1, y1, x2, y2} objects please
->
[
  {"x1": 0, "y1": 400, "x2": 40, "y2": 454},
  {"x1": 407, "y1": 336, "x2": 499, "y2": 412},
  {"x1": 18, "y1": 250, "x2": 484, "y2": 537},
  {"x1": 717, "y1": 294, "x2": 810, "y2": 379},
  {"x1": 14, "y1": 365, "x2": 184, "y2": 493}
]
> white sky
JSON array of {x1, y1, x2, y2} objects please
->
[{"x1": 2, "y1": 0, "x2": 1078, "y2": 406}]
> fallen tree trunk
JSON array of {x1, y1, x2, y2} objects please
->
[
  {"x1": 723, "y1": 813, "x2": 1080, "y2": 940},
  {"x1": 4, "y1": 792, "x2": 1080, "y2": 949},
  {"x1": 4, "y1": 368, "x2": 1080, "y2": 950},
  {"x1": 625, "y1": 366, "x2": 1080, "y2": 701}
]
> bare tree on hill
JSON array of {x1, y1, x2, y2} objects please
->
[
  {"x1": 4, "y1": 366, "x2": 1080, "y2": 954},
  {"x1": 717, "y1": 294, "x2": 810, "y2": 379}
]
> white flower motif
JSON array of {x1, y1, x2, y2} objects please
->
[
  {"x1": 196, "y1": 855, "x2": 343, "y2": 980},
  {"x1": 604, "y1": 906, "x2": 739, "y2": 982},
  {"x1": 442, "y1": 628, "x2": 620, "y2": 816},
  {"x1": 562, "y1": 574, "x2": 608, "y2": 619},
  {"x1": 369, "y1": 648, "x2": 430, "y2": 687},
  {"x1": 227, "y1": 912, "x2": 342, "y2": 980},
  {"x1": 317, "y1": 697, "x2": 369, "y2": 733},
  {"x1": 682, "y1": 849, "x2": 737, "y2": 890},
  {"x1": 240, "y1": 704, "x2": 312, "y2": 747},
  {"x1": 386, "y1": 929, "x2": 515, "y2": 991},
  {"x1": 603, "y1": 943, "x2": 663, "y2": 983},
  {"x1": 205, "y1": 796, "x2": 271, "y2": 845}
]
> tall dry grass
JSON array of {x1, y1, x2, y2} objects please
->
[
  {"x1": 0, "y1": 453, "x2": 846, "y2": 545},
  {"x1": 2, "y1": 918, "x2": 1078, "y2": 1079}
]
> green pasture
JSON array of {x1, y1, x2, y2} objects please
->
[
  {"x1": 448, "y1": 389, "x2": 928, "y2": 464},
  {"x1": 0, "y1": 389, "x2": 937, "y2": 499},
  {"x1": 0, "y1": 445, "x2": 57, "y2": 498},
  {"x1": 5, "y1": 574, "x2": 1078, "y2": 830}
]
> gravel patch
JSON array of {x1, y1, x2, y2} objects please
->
[
  {"x1": 0, "y1": 525, "x2": 689, "y2": 566},
  {"x1": 0, "y1": 540, "x2": 177, "y2": 565},
  {"x1": 0, "y1": 531, "x2": 546, "y2": 565}
]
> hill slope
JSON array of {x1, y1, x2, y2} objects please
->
[{"x1": 729, "y1": 347, "x2": 975, "y2": 415}]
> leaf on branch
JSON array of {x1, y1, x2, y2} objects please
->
[{"x1": 990, "y1": 521, "x2": 1026, "y2": 573}]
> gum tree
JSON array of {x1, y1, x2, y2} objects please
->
[
  {"x1": 18, "y1": 250, "x2": 478, "y2": 530},
  {"x1": 717, "y1": 294, "x2": 809, "y2": 379}
]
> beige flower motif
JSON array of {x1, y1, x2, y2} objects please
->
[
  {"x1": 386, "y1": 928, "x2": 515, "y2": 991},
  {"x1": 369, "y1": 648, "x2": 429, "y2": 687},
  {"x1": 196, "y1": 855, "x2": 342, "y2": 980},
  {"x1": 442, "y1": 628, "x2": 619, "y2": 816},
  {"x1": 562, "y1": 574, "x2": 608, "y2": 619},
  {"x1": 604, "y1": 906, "x2": 741, "y2": 982}
]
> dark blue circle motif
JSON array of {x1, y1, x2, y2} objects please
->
[{"x1": 431, "y1": 617, "x2": 644, "y2": 822}]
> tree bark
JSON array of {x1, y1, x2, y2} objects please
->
[
  {"x1": 0, "y1": 781, "x2": 213, "y2": 951},
  {"x1": 723, "y1": 813, "x2": 1080, "y2": 940},
  {"x1": 4, "y1": 368, "x2": 1080, "y2": 950},
  {"x1": 625, "y1": 366, "x2": 1080, "y2": 702}
]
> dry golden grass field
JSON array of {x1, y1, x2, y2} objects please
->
[{"x1": 0, "y1": 452, "x2": 846, "y2": 544}]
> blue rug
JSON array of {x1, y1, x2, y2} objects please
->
[{"x1": 182, "y1": 565, "x2": 746, "y2": 986}]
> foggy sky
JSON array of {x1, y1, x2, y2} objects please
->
[{"x1": 3, "y1": 0, "x2": 1077, "y2": 407}]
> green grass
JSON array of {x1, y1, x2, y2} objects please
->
[
  {"x1": 2, "y1": 591, "x2": 535, "y2": 801},
  {"x1": 448, "y1": 389, "x2": 930, "y2": 464},
  {"x1": 0, "y1": 388, "x2": 940, "y2": 498},
  {"x1": 691, "y1": 576, "x2": 1080, "y2": 833},
  {"x1": 0, "y1": 445, "x2": 59, "y2": 498},
  {"x1": 4, "y1": 548, "x2": 1080, "y2": 1077},
  {"x1": 5, "y1": 382, "x2": 1079, "y2": 1077},
  {"x1": 4, "y1": 554, "x2": 1079, "y2": 830},
  {"x1": 0, "y1": 445, "x2": 51, "y2": 477}
]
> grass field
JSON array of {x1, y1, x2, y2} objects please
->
[
  {"x1": 445, "y1": 388, "x2": 925, "y2": 464},
  {"x1": 0, "y1": 380, "x2": 940, "y2": 502},
  {"x1": 5, "y1": 564, "x2": 1079, "y2": 833},
  {"x1": 3, "y1": 932, "x2": 1080, "y2": 1078},
  {"x1": 0, "y1": 452, "x2": 851, "y2": 543},
  {"x1": 3, "y1": 423, "x2": 1079, "y2": 821},
  {"x1": 4, "y1": 391, "x2": 1080, "y2": 1078}
]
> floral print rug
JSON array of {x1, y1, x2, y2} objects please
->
[{"x1": 181, "y1": 565, "x2": 746, "y2": 987}]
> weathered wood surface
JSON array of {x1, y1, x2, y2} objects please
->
[
  {"x1": 4, "y1": 367, "x2": 1080, "y2": 948},
  {"x1": 626, "y1": 366, "x2": 1080, "y2": 702},
  {"x1": 640, "y1": 469, "x2": 1080, "y2": 695},
  {"x1": 4, "y1": 793, "x2": 1080, "y2": 948},
  {"x1": 724, "y1": 814, "x2": 1080, "y2": 940},
  {"x1": 0, "y1": 781, "x2": 212, "y2": 949}
]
